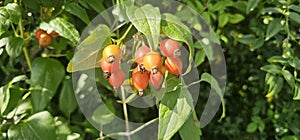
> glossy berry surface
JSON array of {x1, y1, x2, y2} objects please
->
[
  {"x1": 165, "y1": 57, "x2": 182, "y2": 76},
  {"x1": 132, "y1": 71, "x2": 149, "y2": 96},
  {"x1": 150, "y1": 71, "x2": 164, "y2": 89},
  {"x1": 102, "y1": 45, "x2": 122, "y2": 63},
  {"x1": 142, "y1": 52, "x2": 162, "y2": 74},
  {"x1": 135, "y1": 46, "x2": 150, "y2": 64},
  {"x1": 35, "y1": 29, "x2": 46, "y2": 40},
  {"x1": 100, "y1": 60, "x2": 119, "y2": 73},
  {"x1": 160, "y1": 39, "x2": 180, "y2": 57},
  {"x1": 109, "y1": 69, "x2": 125, "y2": 89},
  {"x1": 39, "y1": 33, "x2": 52, "y2": 47}
]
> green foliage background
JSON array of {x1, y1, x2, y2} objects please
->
[{"x1": 0, "y1": 0, "x2": 300, "y2": 139}]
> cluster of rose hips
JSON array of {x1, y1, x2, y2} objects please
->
[
  {"x1": 35, "y1": 29, "x2": 59, "y2": 47},
  {"x1": 100, "y1": 39, "x2": 182, "y2": 96}
]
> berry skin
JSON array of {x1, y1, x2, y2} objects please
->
[
  {"x1": 165, "y1": 57, "x2": 182, "y2": 76},
  {"x1": 160, "y1": 39, "x2": 181, "y2": 57},
  {"x1": 35, "y1": 29, "x2": 46, "y2": 40},
  {"x1": 102, "y1": 45, "x2": 122, "y2": 63},
  {"x1": 150, "y1": 71, "x2": 164, "y2": 90},
  {"x1": 142, "y1": 52, "x2": 162, "y2": 74},
  {"x1": 100, "y1": 60, "x2": 120, "y2": 73},
  {"x1": 109, "y1": 69, "x2": 125, "y2": 89},
  {"x1": 132, "y1": 71, "x2": 150, "y2": 96},
  {"x1": 135, "y1": 46, "x2": 150, "y2": 64},
  {"x1": 39, "y1": 33, "x2": 52, "y2": 47},
  {"x1": 50, "y1": 31, "x2": 59, "y2": 38}
]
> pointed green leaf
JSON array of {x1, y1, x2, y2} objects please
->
[
  {"x1": 288, "y1": 12, "x2": 300, "y2": 24},
  {"x1": 288, "y1": 58, "x2": 300, "y2": 70},
  {"x1": 294, "y1": 83, "x2": 300, "y2": 100},
  {"x1": 4, "y1": 3, "x2": 21, "y2": 24},
  {"x1": 65, "y1": 3, "x2": 90, "y2": 24},
  {"x1": 179, "y1": 115, "x2": 201, "y2": 140},
  {"x1": 260, "y1": 64, "x2": 281, "y2": 74},
  {"x1": 246, "y1": 122, "x2": 257, "y2": 133},
  {"x1": 266, "y1": 18, "x2": 282, "y2": 40},
  {"x1": 67, "y1": 24, "x2": 111, "y2": 72},
  {"x1": 200, "y1": 73, "x2": 222, "y2": 95},
  {"x1": 247, "y1": 0, "x2": 260, "y2": 13},
  {"x1": 237, "y1": 34, "x2": 256, "y2": 44},
  {"x1": 158, "y1": 87, "x2": 193, "y2": 140},
  {"x1": 228, "y1": 14, "x2": 244, "y2": 24},
  {"x1": 282, "y1": 70, "x2": 295, "y2": 88},
  {"x1": 40, "y1": 17, "x2": 80, "y2": 46},
  {"x1": 59, "y1": 77, "x2": 77, "y2": 117},
  {"x1": 127, "y1": 4, "x2": 161, "y2": 49},
  {"x1": 5, "y1": 37, "x2": 26, "y2": 58},
  {"x1": 8, "y1": 111, "x2": 56, "y2": 140},
  {"x1": 195, "y1": 49, "x2": 206, "y2": 67},
  {"x1": 218, "y1": 14, "x2": 229, "y2": 28},
  {"x1": 31, "y1": 58, "x2": 65, "y2": 112},
  {"x1": 267, "y1": 56, "x2": 288, "y2": 64}
]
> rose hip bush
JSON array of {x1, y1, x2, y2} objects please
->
[{"x1": 0, "y1": 0, "x2": 299, "y2": 140}]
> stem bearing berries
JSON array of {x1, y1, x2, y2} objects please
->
[{"x1": 102, "y1": 45, "x2": 122, "y2": 63}]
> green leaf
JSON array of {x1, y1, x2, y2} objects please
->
[
  {"x1": 290, "y1": 5, "x2": 300, "y2": 13},
  {"x1": 22, "y1": 0, "x2": 40, "y2": 10},
  {"x1": 246, "y1": 122, "x2": 257, "y2": 133},
  {"x1": 5, "y1": 37, "x2": 26, "y2": 58},
  {"x1": 281, "y1": 136, "x2": 298, "y2": 140},
  {"x1": 262, "y1": 7, "x2": 283, "y2": 14},
  {"x1": 237, "y1": 34, "x2": 256, "y2": 44},
  {"x1": 266, "y1": 18, "x2": 282, "y2": 40},
  {"x1": 80, "y1": 0, "x2": 105, "y2": 13},
  {"x1": 30, "y1": 58, "x2": 65, "y2": 112},
  {"x1": 260, "y1": 64, "x2": 281, "y2": 74},
  {"x1": 179, "y1": 115, "x2": 201, "y2": 140},
  {"x1": 40, "y1": 17, "x2": 80, "y2": 46},
  {"x1": 195, "y1": 49, "x2": 206, "y2": 67},
  {"x1": 8, "y1": 111, "x2": 56, "y2": 140},
  {"x1": 294, "y1": 83, "x2": 300, "y2": 100},
  {"x1": 65, "y1": 3, "x2": 90, "y2": 24},
  {"x1": 91, "y1": 100, "x2": 115, "y2": 125},
  {"x1": 288, "y1": 58, "x2": 300, "y2": 70},
  {"x1": 200, "y1": 73, "x2": 222, "y2": 95},
  {"x1": 127, "y1": 4, "x2": 161, "y2": 50},
  {"x1": 246, "y1": 0, "x2": 260, "y2": 13},
  {"x1": 1, "y1": 86, "x2": 23, "y2": 115},
  {"x1": 267, "y1": 56, "x2": 288, "y2": 64},
  {"x1": 218, "y1": 14, "x2": 228, "y2": 28},
  {"x1": 67, "y1": 24, "x2": 111, "y2": 72},
  {"x1": 0, "y1": 37, "x2": 9, "y2": 48},
  {"x1": 251, "y1": 37, "x2": 264, "y2": 50},
  {"x1": 59, "y1": 77, "x2": 77, "y2": 117},
  {"x1": 158, "y1": 87, "x2": 193, "y2": 140},
  {"x1": 4, "y1": 3, "x2": 21, "y2": 24},
  {"x1": 228, "y1": 14, "x2": 244, "y2": 24},
  {"x1": 269, "y1": 76, "x2": 284, "y2": 95},
  {"x1": 288, "y1": 12, "x2": 300, "y2": 24},
  {"x1": 282, "y1": 70, "x2": 295, "y2": 88}
]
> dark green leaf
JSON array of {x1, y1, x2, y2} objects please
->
[
  {"x1": 31, "y1": 58, "x2": 65, "y2": 112},
  {"x1": 282, "y1": 70, "x2": 295, "y2": 88},
  {"x1": 251, "y1": 37, "x2": 264, "y2": 50},
  {"x1": 267, "y1": 56, "x2": 288, "y2": 64},
  {"x1": 1, "y1": 86, "x2": 23, "y2": 115},
  {"x1": 8, "y1": 111, "x2": 56, "y2": 140},
  {"x1": 22, "y1": 0, "x2": 40, "y2": 10},
  {"x1": 81, "y1": 0, "x2": 105, "y2": 13},
  {"x1": 218, "y1": 14, "x2": 228, "y2": 27},
  {"x1": 65, "y1": 3, "x2": 90, "y2": 24},
  {"x1": 294, "y1": 83, "x2": 300, "y2": 100},
  {"x1": 5, "y1": 37, "x2": 26, "y2": 58},
  {"x1": 179, "y1": 115, "x2": 201, "y2": 140},
  {"x1": 195, "y1": 49, "x2": 206, "y2": 67},
  {"x1": 67, "y1": 24, "x2": 111, "y2": 72},
  {"x1": 4, "y1": 3, "x2": 21, "y2": 24},
  {"x1": 260, "y1": 64, "x2": 281, "y2": 74},
  {"x1": 228, "y1": 14, "x2": 244, "y2": 24},
  {"x1": 281, "y1": 136, "x2": 298, "y2": 140},
  {"x1": 262, "y1": 7, "x2": 283, "y2": 14},
  {"x1": 288, "y1": 58, "x2": 300, "y2": 70},
  {"x1": 266, "y1": 18, "x2": 282, "y2": 40},
  {"x1": 247, "y1": 0, "x2": 260, "y2": 13},
  {"x1": 268, "y1": 76, "x2": 284, "y2": 95},
  {"x1": 246, "y1": 122, "x2": 257, "y2": 133},
  {"x1": 288, "y1": 12, "x2": 300, "y2": 24},
  {"x1": 91, "y1": 100, "x2": 115, "y2": 125},
  {"x1": 237, "y1": 34, "x2": 256, "y2": 44},
  {"x1": 158, "y1": 87, "x2": 193, "y2": 140},
  {"x1": 290, "y1": 5, "x2": 300, "y2": 13},
  {"x1": 127, "y1": 4, "x2": 161, "y2": 49},
  {"x1": 59, "y1": 77, "x2": 77, "y2": 117}
]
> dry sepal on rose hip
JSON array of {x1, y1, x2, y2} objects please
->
[
  {"x1": 102, "y1": 45, "x2": 122, "y2": 63},
  {"x1": 160, "y1": 39, "x2": 181, "y2": 57}
]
